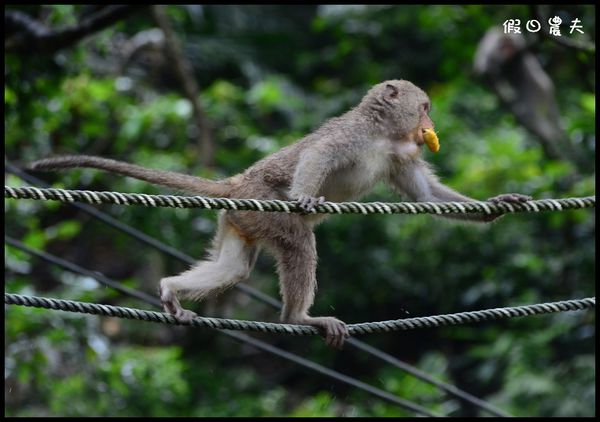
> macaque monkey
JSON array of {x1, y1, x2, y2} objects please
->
[{"x1": 31, "y1": 80, "x2": 530, "y2": 348}]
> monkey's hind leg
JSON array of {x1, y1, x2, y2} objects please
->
[
  {"x1": 273, "y1": 232, "x2": 349, "y2": 349},
  {"x1": 160, "y1": 218, "x2": 258, "y2": 322}
]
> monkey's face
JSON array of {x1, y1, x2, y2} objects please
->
[{"x1": 363, "y1": 80, "x2": 433, "y2": 143}]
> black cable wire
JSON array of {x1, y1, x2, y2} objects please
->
[
  {"x1": 5, "y1": 161, "x2": 509, "y2": 416},
  {"x1": 5, "y1": 236, "x2": 161, "y2": 307},
  {"x1": 4, "y1": 235, "x2": 438, "y2": 417}
]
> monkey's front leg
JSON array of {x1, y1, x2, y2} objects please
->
[{"x1": 274, "y1": 232, "x2": 349, "y2": 349}]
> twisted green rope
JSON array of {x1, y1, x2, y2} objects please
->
[
  {"x1": 5, "y1": 293, "x2": 594, "y2": 336},
  {"x1": 4, "y1": 186, "x2": 595, "y2": 215}
]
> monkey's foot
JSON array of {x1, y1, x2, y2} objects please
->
[
  {"x1": 296, "y1": 195, "x2": 325, "y2": 214},
  {"x1": 160, "y1": 285, "x2": 197, "y2": 323},
  {"x1": 488, "y1": 193, "x2": 532, "y2": 203},
  {"x1": 304, "y1": 316, "x2": 350, "y2": 349},
  {"x1": 172, "y1": 308, "x2": 197, "y2": 323}
]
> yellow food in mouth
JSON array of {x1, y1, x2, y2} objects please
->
[{"x1": 423, "y1": 129, "x2": 440, "y2": 153}]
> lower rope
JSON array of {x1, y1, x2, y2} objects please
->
[{"x1": 5, "y1": 293, "x2": 595, "y2": 336}]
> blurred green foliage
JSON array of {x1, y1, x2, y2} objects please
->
[{"x1": 5, "y1": 5, "x2": 595, "y2": 417}]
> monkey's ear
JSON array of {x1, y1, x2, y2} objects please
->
[{"x1": 384, "y1": 83, "x2": 400, "y2": 101}]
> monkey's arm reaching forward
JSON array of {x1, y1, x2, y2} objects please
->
[{"x1": 390, "y1": 157, "x2": 530, "y2": 222}]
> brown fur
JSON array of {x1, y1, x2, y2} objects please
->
[{"x1": 30, "y1": 80, "x2": 530, "y2": 348}]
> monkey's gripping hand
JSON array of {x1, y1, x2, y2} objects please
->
[
  {"x1": 483, "y1": 193, "x2": 532, "y2": 222},
  {"x1": 296, "y1": 195, "x2": 326, "y2": 214},
  {"x1": 488, "y1": 193, "x2": 532, "y2": 203}
]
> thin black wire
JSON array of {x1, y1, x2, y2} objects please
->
[
  {"x1": 5, "y1": 236, "x2": 161, "y2": 307},
  {"x1": 4, "y1": 235, "x2": 438, "y2": 417},
  {"x1": 5, "y1": 161, "x2": 509, "y2": 416}
]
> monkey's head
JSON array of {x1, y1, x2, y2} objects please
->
[{"x1": 360, "y1": 80, "x2": 434, "y2": 144}]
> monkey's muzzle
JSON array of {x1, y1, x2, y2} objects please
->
[{"x1": 422, "y1": 129, "x2": 440, "y2": 153}]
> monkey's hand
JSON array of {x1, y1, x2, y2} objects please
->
[
  {"x1": 296, "y1": 195, "x2": 326, "y2": 214},
  {"x1": 488, "y1": 193, "x2": 532, "y2": 203},
  {"x1": 483, "y1": 193, "x2": 532, "y2": 222}
]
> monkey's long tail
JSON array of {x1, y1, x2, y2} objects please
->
[{"x1": 29, "y1": 155, "x2": 232, "y2": 197}]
